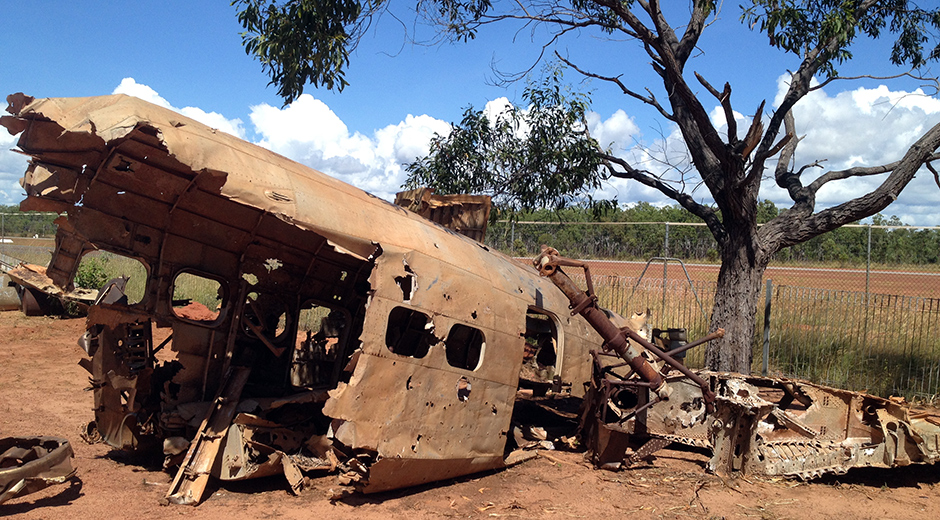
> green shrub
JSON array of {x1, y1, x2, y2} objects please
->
[{"x1": 75, "y1": 256, "x2": 110, "y2": 290}]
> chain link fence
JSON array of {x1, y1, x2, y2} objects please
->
[
  {"x1": 489, "y1": 220, "x2": 940, "y2": 399},
  {"x1": 2, "y1": 214, "x2": 938, "y2": 398}
]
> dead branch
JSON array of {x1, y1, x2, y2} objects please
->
[
  {"x1": 927, "y1": 160, "x2": 940, "y2": 190},
  {"x1": 557, "y1": 52, "x2": 675, "y2": 121},
  {"x1": 695, "y1": 72, "x2": 737, "y2": 143}
]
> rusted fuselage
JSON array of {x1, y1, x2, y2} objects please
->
[
  {"x1": 5, "y1": 93, "x2": 940, "y2": 502},
  {"x1": 1, "y1": 93, "x2": 601, "y2": 498}
]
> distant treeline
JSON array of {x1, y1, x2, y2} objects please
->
[
  {"x1": 485, "y1": 202, "x2": 940, "y2": 266},
  {"x1": 2, "y1": 201, "x2": 936, "y2": 266},
  {"x1": 0, "y1": 205, "x2": 57, "y2": 238}
]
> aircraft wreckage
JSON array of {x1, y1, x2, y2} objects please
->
[{"x1": 3, "y1": 93, "x2": 940, "y2": 505}]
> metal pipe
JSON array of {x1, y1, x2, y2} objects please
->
[
  {"x1": 534, "y1": 248, "x2": 666, "y2": 395},
  {"x1": 664, "y1": 328, "x2": 725, "y2": 358},
  {"x1": 535, "y1": 246, "x2": 718, "y2": 411}
]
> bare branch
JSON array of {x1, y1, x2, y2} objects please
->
[
  {"x1": 927, "y1": 160, "x2": 940, "y2": 190},
  {"x1": 754, "y1": 1, "x2": 883, "y2": 173},
  {"x1": 557, "y1": 52, "x2": 675, "y2": 121},
  {"x1": 739, "y1": 101, "x2": 765, "y2": 160},
  {"x1": 810, "y1": 71, "x2": 940, "y2": 96},
  {"x1": 779, "y1": 121, "x2": 940, "y2": 248},
  {"x1": 773, "y1": 110, "x2": 810, "y2": 204},
  {"x1": 694, "y1": 73, "x2": 737, "y2": 143},
  {"x1": 807, "y1": 155, "x2": 940, "y2": 192},
  {"x1": 675, "y1": 0, "x2": 711, "y2": 65},
  {"x1": 599, "y1": 152, "x2": 725, "y2": 241}
]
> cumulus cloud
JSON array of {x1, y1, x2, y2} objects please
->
[
  {"x1": 764, "y1": 74, "x2": 940, "y2": 224},
  {"x1": 0, "y1": 130, "x2": 27, "y2": 205},
  {"x1": 588, "y1": 109, "x2": 641, "y2": 153},
  {"x1": 249, "y1": 94, "x2": 452, "y2": 199},
  {"x1": 113, "y1": 78, "x2": 246, "y2": 138},
  {"x1": 593, "y1": 76, "x2": 940, "y2": 225},
  {"x1": 3, "y1": 77, "x2": 938, "y2": 225}
]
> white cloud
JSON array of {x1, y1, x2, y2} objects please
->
[
  {"x1": 113, "y1": 78, "x2": 245, "y2": 138},
  {"x1": 763, "y1": 74, "x2": 940, "y2": 224},
  {"x1": 588, "y1": 109, "x2": 640, "y2": 153},
  {"x1": 577, "y1": 76, "x2": 940, "y2": 225},
  {"x1": 4, "y1": 77, "x2": 938, "y2": 226},
  {"x1": 482, "y1": 97, "x2": 514, "y2": 123},
  {"x1": 0, "y1": 129, "x2": 27, "y2": 206},
  {"x1": 249, "y1": 94, "x2": 451, "y2": 199},
  {"x1": 2, "y1": 81, "x2": 452, "y2": 207}
]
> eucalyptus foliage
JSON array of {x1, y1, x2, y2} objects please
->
[{"x1": 405, "y1": 66, "x2": 606, "y2": 214}]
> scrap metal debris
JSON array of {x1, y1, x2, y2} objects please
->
[
  {"x1": 3, "y1": 92, "x2": 939, "y2": 507},
  {"x1": 5, "y1": 263, "x2": 97, "y2": 316},
  {"x1": 532, "y1": 247, "x2": 940, "y2": 479},
  {"x1": 0, "y1": 93, "x2": 602, "y2": 504},
  {"x1": 0, "y1": 436, "x2": 76, "y2": 504}
]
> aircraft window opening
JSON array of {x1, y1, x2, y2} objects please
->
[
  {"x1": 445, "y1": 324, "x2": 484, "y2": 371},
  {"x1": 170, "y1": 271, "x2": 226, "y2": 323},
  {"x1": 521, "y1": 309, "x2": 559, "y2": 387},
  {"x1": 75, "y1": 251, "x2": 149, "y2": 305},
  {"x1": 291, "y1": 302, "x2": 348, "y2": 388},
  {"x1": 385, "y1": 306, "x2": 434, "y2": 358}
]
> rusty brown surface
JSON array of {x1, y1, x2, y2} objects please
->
[
  {"x1": 0, "y1": 437, "x2": 76, "y2": 504},
  {"x1": 6, "y1": 263, "x2": 97, "y2": 304},
  {"x1": 5, "y1": 93, "x2": 939, "y2": 505},
  {"x1": 584, "y1": 355, "x2": 940, "y2": 479},
  {"x1": 394, "y1": 187, "x2": 492, "y2": 242},
  {"x1": 0, "y1": 93, "x2": 600, "y2": 503}
]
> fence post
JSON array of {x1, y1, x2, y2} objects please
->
[
  {"x1": 866, "y1": 224, "x2": 871, "y2": 300},
  {"x1": 763, "y1": 278, "x2": 772, "y2": 376},
  {"x1": 662, "y1": 223, "x2": 669, "y2": 314},
  {"x1": 510, "y1": 221, "x2": 515, "y2": 246},
  {"x1": 663, "y1": 222, "x2": 670, "y2": 257}
]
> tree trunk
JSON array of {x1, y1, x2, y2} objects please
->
[{"x1": 704, "y1": 227, "x2": 769, "y2": 373}]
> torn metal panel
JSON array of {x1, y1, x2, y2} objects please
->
[
  {"x1": 6, "y1": 263, "x2": 97, "y2": 315},
  {"x1": 0, "y1": 437, "x2": 76, "y2": 505},
  {"x1": 394, "y1": 187, "x2": 492, "y2": 242},
  {"x1": 165, "y1": 366, "x2": 252, "y2": 505}
]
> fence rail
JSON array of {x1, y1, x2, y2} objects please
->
[
  {"x1": 2, "y1": 214, "x2": 939, "y2": 398},
  {"x1": 493, "y1": 220, "x2": 939, "y2": 398}
]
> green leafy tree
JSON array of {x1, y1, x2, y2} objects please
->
[
  {"x1": 405, "y1": 66, "x2": 607, "y2": 214},
  {"x1": 235, "y1": 0, "x2": 940, "y2": 372}
]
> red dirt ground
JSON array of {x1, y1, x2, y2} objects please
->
[
  {"x1": 2, "y1": 312, "x2": 939, "y2": 519},
  {"x1": 580, "y1": 260, "x2": 940, "y2": 298}
]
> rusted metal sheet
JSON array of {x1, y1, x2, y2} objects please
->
[
  {"x1": 5, "y1": 263, "x2": 97, "y2": 315},
  {"x1": 0, "y1": 437, "x2": 76, "y2": 504},
  {"x1": 1, "y1": 93, "x2": 600, "y2": 503},
  {"x1": 394, "y1": 188, "x2": 492, "y2": 242},
  {"x1": 7, "y1": 92, "x2": 937, "y2": 504}
]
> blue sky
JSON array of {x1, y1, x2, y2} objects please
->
[{"x1": 2, "y1": 1, "x2": 940, "y2": 225}]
